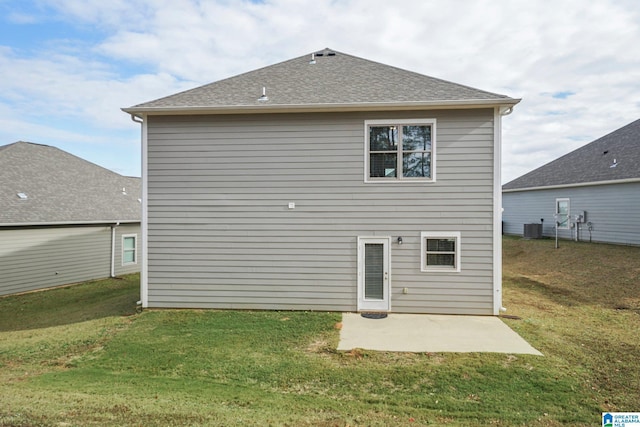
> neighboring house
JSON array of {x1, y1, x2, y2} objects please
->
[
  {"x1": 502, "y1": 118, "x2": 640, "y2": 245},
  {"x1": 123, "y1": 48, "x2": 520, "y2": 315},
  {"x1": 0, "y1": 141, "x2": 142, "y2": 296}
]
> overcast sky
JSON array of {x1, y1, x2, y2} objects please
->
[{"x1": 1, "y1": 0, "x2": 639, "y2": 183}]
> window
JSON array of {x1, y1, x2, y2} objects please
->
[
  {"x1": 122, "y1": 234, "x2": 137, "y2": 265},
  {"x1": 365, "y1": 119, "x2": 436, "y2": 182},
  {"x1": 555, "y1": 198, "x2": 570, "y2": 230},
  {"x1": 421, "y1": 232, "x2": 461, "y2": 272}
]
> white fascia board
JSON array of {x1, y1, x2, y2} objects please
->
[
  {"x1": 0, "y1": 219, "x2": 140, "y2": 227},
  {"x1": 121, "y1": 98, "x2": 521, "y2": 116},
  {"x1": 502, "y1": 177, "x2": 640, "y2": 193}
]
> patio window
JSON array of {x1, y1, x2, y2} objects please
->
[{"x1": 421, "y1": 232, "x2": 461, "y2": 272}]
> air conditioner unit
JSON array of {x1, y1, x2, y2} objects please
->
[{"x1": 523, "y1": 223, "x2": 543, "y2": 239}]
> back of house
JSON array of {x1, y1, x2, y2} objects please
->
[{"x1": 124, "y1": 48, "x2": 520, "y2": 315}]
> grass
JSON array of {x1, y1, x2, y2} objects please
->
[{"x1": 0, "y1": 239, "x2": 639, "y2": 426}]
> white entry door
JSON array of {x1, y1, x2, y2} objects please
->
[{"x1": 357, "y1": 237, "x2": 391, "y2": 312}]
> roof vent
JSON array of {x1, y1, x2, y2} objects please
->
[
  {"x1": 258, "y1": 86, "x2": 269, "y2": 102},
  {"x1": 610, "y1": 159, "x2": 618, "y2": 168},
  {"x1": 17, "y1": 192, "x2": 28, "y2": 200},
  {"x1": 314, "y1": 48, "x2": 336, "y2": 57},
  {"x1": 309, "y1": 53, "x2": 316, "y2": 64}
]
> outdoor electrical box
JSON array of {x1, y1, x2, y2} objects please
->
[{"x1": 576, "y1": 211, "x2": 586, "y2": 223}]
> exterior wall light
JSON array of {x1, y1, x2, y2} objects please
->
[{"x1": 397, "y1": 236, "x2": 403, "y2": 245}]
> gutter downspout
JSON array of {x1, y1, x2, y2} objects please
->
[
  {"x1": 494, "y1": 105, "x2": 515, "y2": 315},
  {"x1": 130, "y1": 113, "x2": 148, "y2": 308},
  {"x1": 110, "y1": 221, "x2": 120, "y2": 278}
]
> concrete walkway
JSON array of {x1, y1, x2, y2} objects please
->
[{"x1": 337, "y1": 313, "x2": 542, "y2": 355}]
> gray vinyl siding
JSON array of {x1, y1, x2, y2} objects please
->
[
  {"x1": 146, "y1": 109, "x2": 497, "y2": 314},
  {"x1": 502, "y1": 182, "x2": 640, "y2": 245},
  {"x1": 0, "y1": 223, "x2": 140, "y2": 296}
]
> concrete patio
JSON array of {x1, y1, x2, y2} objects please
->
[{"x1": 337, "y1": 313, "x2": 543, "y2": 355}]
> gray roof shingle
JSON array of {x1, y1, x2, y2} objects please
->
[
  {"x1": 503, "y1": 118, "x2": 640, "y2": 191},
  {"x1": 0, "y1": 142, "x2": 141, "y2": 225},
  {"x1": 124, "y1": 48, "x2": 519, "y2": 113}
]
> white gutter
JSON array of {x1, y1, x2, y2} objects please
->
[
  {"x1": 502, "y1": 177, "x2": 640, "y2": 193},
  {"x1": 0, "y1": 219, "x2": 139, "y2": 228},
  {"x1": 122, "y1": 98, "x2": 521, "y2": 116}
]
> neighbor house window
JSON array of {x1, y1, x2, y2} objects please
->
[
  {"x1": 122, "y1": 234, "x2": 137, "y2": 265},
  {"x1": 365, "y1": 119, "x2": 436, "y2": 182},
  {"x1": 555, "y1": 198, "x2": 570, "y2": 230},
  {"x1": 421, "y1": 232, "x2": 461, "y2": 272}
]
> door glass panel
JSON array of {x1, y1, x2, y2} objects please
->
[{"x1": 364, "y1": 243, "x2": 384, "y2": 300}]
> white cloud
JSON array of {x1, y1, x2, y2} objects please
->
[{"x1": 1, "y1": 0, "x2": 639, "y2": 181}]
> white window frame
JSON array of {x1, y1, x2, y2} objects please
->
[
  {"x1": 420, "y1": 231, "x2": 461, "y2": 273},
  {"x1": 122, "y1": 234, "x2": 138, "y2": 266},
  {"x1": 364, "y1": 118, "x2": 436, "y2": 183},
  {"x1": 555, "y1": 198, "x2": 570, "y2": 230}
]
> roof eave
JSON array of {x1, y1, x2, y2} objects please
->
[
  {"x1": 502, "y1": 177, "x2": 640, "y2": 193},
  {"x1": 0, "y1": 219, "x2": 141, "y2": 228},
  {"x1": 122, "y1": 98, "x2": 521, "y2": 116}
]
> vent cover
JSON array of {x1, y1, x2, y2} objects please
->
[{"x1": 314, "y1": 48, "x2": 336, "y2": 57}]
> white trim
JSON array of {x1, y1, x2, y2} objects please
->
[
  {"x1": 140, "y1": 117, "x2": 149, "y2": 308},
  {"x1": 420, "y1": 231, "x2": 462, "y2": 273},
  {"x1": 493, "y1": 108, "x2": 502, "y2": 316},
  {"x1": 503, "y1": 177, "x2": 640, "y2": 193},
  {"x1": 122, "y1": 233, "x2": 138, "y2": 266},
  {"x1": 555, "y1": 198, "x2": 571, "y2": 230},
  {"x1": 0, "y1": 220, "x2": 139, "y2": 228},
  {"x1": 357, "y1": 236, "x2": 392, "y2": 312},
  {"x1": 364, "y1": 118, "x2": 436, "y2": 183},
  {"x1": 122, "y1": 98, "x2": 521, "y2": 116}
]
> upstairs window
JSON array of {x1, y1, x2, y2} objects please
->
[{"x1": 365, "y1": 119, "x2": 436, "y2": 182}]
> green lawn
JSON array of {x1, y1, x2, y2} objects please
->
[{"x1": 1, "y1": 238, "x2": 639, "y2": 426}]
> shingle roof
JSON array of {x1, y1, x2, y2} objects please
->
[
  {"x1": 503, "y1": 118, "x2": 640, "y2": 191},
  {"x1": 124, "y1": 48, "x2": 519, "y2": 114},
  {"x1": 0, "y1": 142, "x2": 141, "y2": 225}
]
